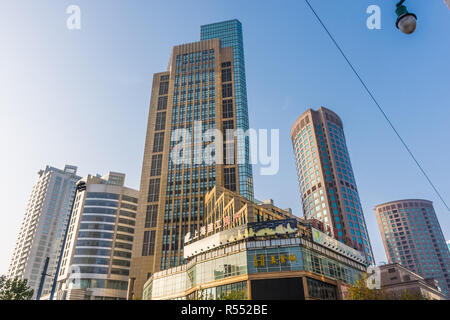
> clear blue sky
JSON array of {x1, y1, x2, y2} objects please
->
[{"x1": 1, "y1": 0, "x2": 449, "y2": 274}]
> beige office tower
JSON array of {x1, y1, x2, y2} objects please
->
[
  {"x1": 55, "y1": 172, "x2": 138, "y2": 300},
  {"x1": 7, "y1": 165, "x2": 80, "y2": 299},
  {"x1": 290, "y1": 107, "x2": 374, "y2": 265},
  {"x1": 128, "y1": 20, "x2": 254, "y2": 299}
]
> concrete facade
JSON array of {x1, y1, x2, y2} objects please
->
[
  {"x1": 7, "y1": 165, "x2": 80, "y2": 298},
  {"x1": 378, "y1": 263, "x2": 446, "y2": 300}
]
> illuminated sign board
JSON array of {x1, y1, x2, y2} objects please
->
[
  {"x1": 248, "y1": 246, "x2": 303, "y2": 274},
  {"x1": 248, "y1": 219, "x2": 298, "y2": 238},
  {"x1": 253, "y1": 253, "x2": 298, "y2": 267},
  {"x1": 184, "y1": 224, "x2": 248, "y2": 259},
  {"x1": 184, "y1": 219, "x2": 298, "y2": 259}
]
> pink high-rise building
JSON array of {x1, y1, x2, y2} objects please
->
[{"x1": 375, "y1": 199, "x2": 450, "y2": 298}]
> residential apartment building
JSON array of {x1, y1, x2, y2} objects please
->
[{"x1": 7, "y1": 165, "x2": 80, "y2": 298}]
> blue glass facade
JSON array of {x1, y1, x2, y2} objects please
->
[
  {"x1": 162, "y1": 49, "x2": 217, "y2": 270},
  {"x1": 201, "y1": 20, "x2": 254, "y2": 201}
]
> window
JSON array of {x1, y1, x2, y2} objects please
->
[
  {"x1": 153, "y1": 132, "x2": 164, "y2": 153},
  {"x1": 224, "y1": 167, "x2": 236, "y2": 191},
  {"x1": 115, "y1": 242, "x2": 132, "y2": 250},
  {"x1": 221, "y1": 62, "x2": 231, "y2": 68},
  {"x1": 223, "y1": 120, "x2": 234, "y2": 130},
  {"x1": 145, "y1": 205, "x2": 158, "y2": 228},
  {"x1": 222, "y1": 99, "x2": 233, "y2": 118},
  {"x1": 83, "y1": 207, "x2": 116, "y2": 215},
  {"x1": 122, "y1": 195, "x2": 138, "y2": 204},
  {"x1": 84, "y1": 200, "x2": 117, "y2": 208},
  {"x1": 116, "y1": 234, "x2": 133, "y2": 242},
  {"x1": 142, "y1": 230, "x2": 156, "y2": 256},
  {"x1": 159, "y1": 82, "x2": 169, "y2": 95},
  {"x1": 222, "y1": 83, "x2": 232, "y2": 98},
  {"x1": 224, "y1": 142, "x2": 235, "y2": 165},
  {"x1": 117, "y1": 225, "x2": 134, "y2": 234},
  {"x1": 118, "y1": 218, "x2": 135, "y2": 226},
  {"x1": 86, "y1": 192, "x2": 119, "y2": 200},
  {"x1": 76, "y1": 240, "x2": 112, "y2": 248},
  {"x1": 148, "y1": 179, "x2": 160, "y2": 202},
  {"x1": 155, "y1": 112, "x2": 166, "y2": 131},
  {"x1": 307, "y1": 277, "x2": 337, "y2": 300},
  {"x1": 111, "y1": 269, "x2": 129, "y2": 276},
  {"x1": 78, "y1": 230, "x2": 112, "y2": 239},
  {"x1": 120, "y1": 210, "x2": 136, "y2": 219},
  {"x1": 150, "y1": 154, "x2": 162, "y2": 176},
  {"x1": 222, "y1": 68, "x2": 232, "y2": 82},
  {"x1": 157, "y1": 96, "x2": 168, "y2": 110},
  {"x1": 78, "y1": 267, "x2": 108, "y2": 274},
  {"x1": 74, "y1": 248, "x2": 110, "y2": 256},
  {"x1": 112, "y1": 259, "x2": 131, "y2": 267}
]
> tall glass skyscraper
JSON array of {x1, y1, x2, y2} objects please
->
[
  {"x1": 201, "y1": 20, "x2": 254, "y2": 201},
  {"x1": 129, "y1": 20, "x2": 254, "y2": 299},
  {"x1": 290, "y1": 107, "x2": 374, "y2": 265},
  {"x1": 375, "y1": 199, "x2": 450, "y2": 298}
]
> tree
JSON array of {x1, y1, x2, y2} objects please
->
[
  {"x1": 345, "y1": 277, "x2": 387, "y2": 300},
  {"x1": 216, "y1": 290, "x2": 247, "y2": 300},
  {"x1": 195, "y1": 287, "x2": 214, "y2": 300},
  {"x1": 193, "y1": 286, "x2": 247, "y2": 300},
  {"x1": 0, "y1": 275, "x2": 34, "y2": 300}
]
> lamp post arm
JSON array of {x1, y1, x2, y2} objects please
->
[{"x1": 396, "y1": 0, "x2": 406, "y2": 7}]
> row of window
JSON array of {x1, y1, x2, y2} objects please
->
[
  {"x1": 142, "y1": 230, "x2": 156, "y2": 256},
  {"x1": 176, "y1": 50, "x2": 215, "y2": 65},
  {"x1": 74, "y1": 266, "x2": 129, "y2": 276},
  {"x1": 173, "y1": 89, "x2": 215, "y2": 104},
  {"x1": 175, "y1": 72, "x2": 215, "y2": 87},
  {"x1": 69, "y1": 279, "x2": 128, "y2": 291},
  {"x1": 171, "y1": 103, "x2": 216, "y2": 124}
]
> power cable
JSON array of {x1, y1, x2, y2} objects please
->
[{"x1": 304, "y1": 0, "x2": 450, "y2": 212}]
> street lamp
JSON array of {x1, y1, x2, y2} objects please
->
[{"x1": 396, "y1": 0, "x2": 417, "y2": 34}]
